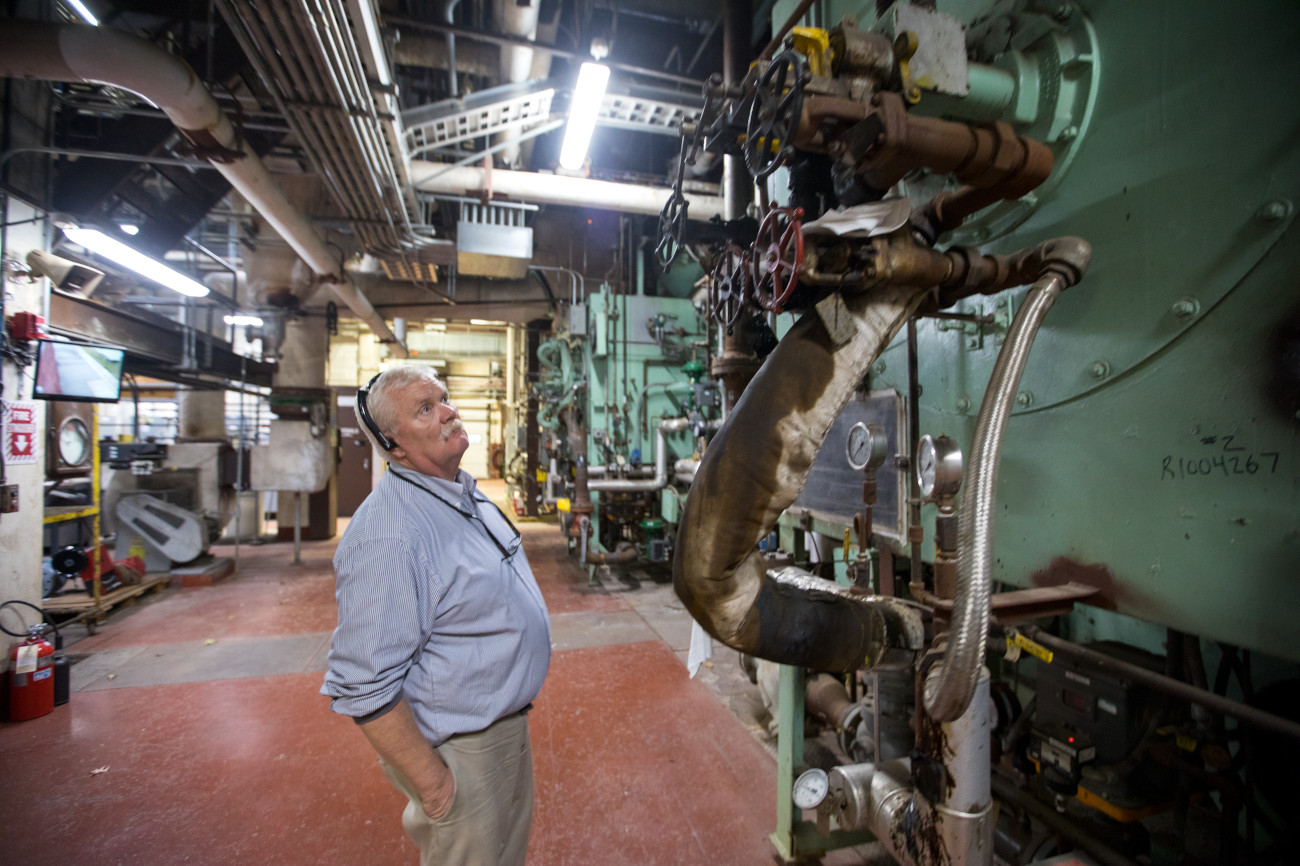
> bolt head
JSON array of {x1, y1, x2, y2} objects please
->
[
  {"x1": 1058, "y1": 125, "x2": 1079, "y2": 142},
  {"x1": 1256, "y1": 200, "x2": 1291, "y2": 222},
  {"x1": 1090, "y1": 361, "x2": 1110, "y2": 379},
  {"x1": 1015, "y1": 390, "x2": 1033, "y2": 407},
  {"x1": 1171, "y1": 297, "x2": 1200, "y2": 319},
  {"x1": 956, "y1": 396, "x2": 971, "y2": 412}
]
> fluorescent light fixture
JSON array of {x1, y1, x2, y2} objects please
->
[
  {"x1": 224, "y1": 314, "x2": 264, "y2": 327},
  {"x1": 559, "y1": 63, "x2": 610, "y2": 171},
  {"x1": 61, "y1": 227, "x2": 209, "y2": 297},
  {"x1": 118, "y1": 223, "x2": 140, "y2": 235},
  {"x1": 67, "y1": 0, "x2": 99, "y2": 25}
]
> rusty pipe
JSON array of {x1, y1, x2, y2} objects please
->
[
  {"x1": 673, "y1": 281, "x2": 930, "y2": 671},
  {"x1": 806, "y1": 673, "x2": 856, "y2": 730}
]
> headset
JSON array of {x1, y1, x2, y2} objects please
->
[{"x1": 356, "y1": 372, "x2": 396, "y2": 451}]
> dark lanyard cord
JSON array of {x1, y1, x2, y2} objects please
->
[{"x1": 388, "y1": 467, "x2": 521, "y2": 560}]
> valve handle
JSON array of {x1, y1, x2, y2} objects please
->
[
  {"x1": 744, "y1": 50, "x2": 806, "y2": 181},
  {"x1": 750, "y1": 205, "x2": 805, "y2": 313},
  {"x1": 709, "y1": 243, "x2": 752, "y2": 330}
]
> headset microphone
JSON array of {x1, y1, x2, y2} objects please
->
[{"x1": 356, "y1": 372, "x2": 396, "y2": 451}]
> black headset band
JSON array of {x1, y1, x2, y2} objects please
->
[{"x1": 356, "y1": 372, "x2": 395, "y2": 451}]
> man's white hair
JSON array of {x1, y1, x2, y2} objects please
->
[{"x1": 360, "y1": 364, "x2": 443, "y2": 453}]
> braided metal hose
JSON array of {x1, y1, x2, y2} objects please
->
[{"x1": 924, "y1": 243, "x2": 1089, "y2": 722}]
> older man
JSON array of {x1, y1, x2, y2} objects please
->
[{"x1": 322, "y1": 365, "x2": 551, "y2": 866}]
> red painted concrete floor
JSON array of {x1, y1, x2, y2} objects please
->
[{"x1": 0, "y1": 484, "x2": 814, "y2": 865}]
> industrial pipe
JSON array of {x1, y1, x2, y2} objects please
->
[
  {"x1": 673, "y1": 282, "x2": 930, "y2": 671},
  {"x1": 409, "y1": 163, "x2": 727, "y2": 221},
  {"x1": 589, "y1": 417, "x2": 693, "y2": 493},
  {"x1": 0, "y1": 22, "x2": 408, "y2": 357},
  {"x1": 1019, "y1": 626, "x2": 1300, "y2": 742},
  {"x1": 925, "y1": 238, "x2": 1091, "y2": 723}
]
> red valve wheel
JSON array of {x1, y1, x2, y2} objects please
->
[
  {"x1": 750, "y1": 206, "x2": 805, "y2": 313},
  {"x1": 709, "y1": 243, "x2": 752, "y2": 330}
]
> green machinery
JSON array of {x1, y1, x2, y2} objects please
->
[{"x1": 664, "y1": 0, "x2": 1299, "y2": 863}]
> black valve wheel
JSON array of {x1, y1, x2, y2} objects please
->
[
  {"x1": 744, "y1": 51, "x2": 806, "y2": 181},
  {"x1": 709, "y1": 243, "x2": 752, "y2": 330},
  {"x1": 655, "y1": 189, "x2": 689, "y2": 272}
]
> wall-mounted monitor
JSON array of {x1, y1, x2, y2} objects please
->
[{"x1": 32, "y1": 339, "x2": 125, "y2": 403}]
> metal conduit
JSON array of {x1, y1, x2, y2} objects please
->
[
  {"x1": 218, "y1": 0, "x2": 419, "y2": 254},
  {"x1": 926, "y1": 239, "x2": 1091, "y2": 722},
  {"x1": 0, "y1": 22, "x2": 408, "y2": 357}
]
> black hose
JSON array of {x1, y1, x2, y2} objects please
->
[{"x1": 0, "y1": 599, "x2": 60, "y2": 643}]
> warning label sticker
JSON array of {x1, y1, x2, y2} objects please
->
[{"x1": 2, "y1": 401, "x2": 39, "y2": 466}]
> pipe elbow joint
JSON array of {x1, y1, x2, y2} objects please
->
[{"x1": 1037, "y1": 236, "x2": 1092, "y2": 287}]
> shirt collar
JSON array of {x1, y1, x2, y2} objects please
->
[{"x1": 388, "y1": 463, "x2": 479, "y2": 512}]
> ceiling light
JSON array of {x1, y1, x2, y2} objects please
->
[
  {"x1": 118, "y1": 223, "x2": 140, "y2": 236},
  {"x1": 224, "y1": 314, "x2": 263, "y2": 326},
  {"x1": 67, "y1": 0, "x2": 99, "y2": 25},
  {"x1": 61, "y1": 227, "x2": 209, "y2": 297},
  {"x1": 559, "y1": 63, "x2": 610, "y2": 171}
]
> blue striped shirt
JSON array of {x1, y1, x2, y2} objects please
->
[{"x1": 321, "y1": 464, "x2": 551, "y2": 745}]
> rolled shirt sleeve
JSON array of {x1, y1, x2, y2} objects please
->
[{"x1": 322, "y1": 533, "x2": 440, "y2": 719}]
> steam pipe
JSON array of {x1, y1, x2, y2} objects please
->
[
  {"x1": 409, "y1": 163, "x2": 727, "y2": 220},
  {"x1": 925, "y1": 238, "x2": 1091, "y2": 722},
  {"x1": 0, "y1": 22, "x2": 408, "y2": 357},
  {"x1": 673, "y1": 282, "x2": 931, "y2": 671}
]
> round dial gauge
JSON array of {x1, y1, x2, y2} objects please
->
[
  {"x1": 845, "y1": 422, "x2": 888, "y2": 472},
  {"x1": 917, "y1": 434, "x2": 963, "y2": 500},
  {"x1": 57, "y1": 417, "x2": 91, "y2": 467},
  {"x1": 792, "y1": 768, "x2": 829, "y2": 810}
]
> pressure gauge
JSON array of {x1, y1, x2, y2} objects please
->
[
  {"x1": 845, "y1": 422, "x2": 888, "y2": 472},
  {"x1": 792, "y1": 768, "x2": 829, "y2": 810},
  {"x1": 917, "y1": 434, "x2": 962, "y2": 501},
  {"x1": 57, "y1": 416, "x2": 92, "y2": 468}
]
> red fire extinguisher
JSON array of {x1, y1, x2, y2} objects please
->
[{"x1": 9, "y1": 625, "x2": 55, "y2": 721}]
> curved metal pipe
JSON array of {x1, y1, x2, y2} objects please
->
[
  {"x1": 672, "y1": 283, "x2": 929, "y2": 671},
  {"x1": 926, "y1": 239, "x2": 1091, "y2": 722},
  {"x1": 589, "y1": 417, "x2": 692, "y2": 493},
  {"x1": 0, "y1": 22, "x2": 407, "y2": 356}
]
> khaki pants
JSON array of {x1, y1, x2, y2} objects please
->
[{"x1": 382, "y1": 712, "x2": 534, "y2": 866}]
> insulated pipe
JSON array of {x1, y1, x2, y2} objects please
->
[
  {"x1": 409, "y1": 162, "x2": 727, "y2": 220},
  {"x1": 673, "y1": 283, "x2": 930, "y2": 671},
  {"x1": 925, "y1": 239, "x2": 1091, "y2": 723},
  {"x1": 0, "y1": 22, "x2": 409, "y2": 357}
]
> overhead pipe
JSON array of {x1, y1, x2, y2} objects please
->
[
  {"x1": 409, "y1": 162, "x2": 727, "y2": 220},
  {"x1": 925, "y1": 238, "x2": 1090, "y2": 723},
  {"x1": 0, "y1": 22, "x2": 408, "y2": 357},
  {"x1": 443, "y1": 0, "x2": 463, "y2": 98}
]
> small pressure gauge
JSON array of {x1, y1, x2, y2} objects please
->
[
  {"x1": 917, "y1": 434, "x2": 962, "y2": 501},
  {"x1": 845, "y1": 422, "x2": 888, "y2": 472},
  {"x1": 57, "y1": 416, "x2": 92, "y2": 468},
  {"x1": 793, "y1": 768, "x2": 830, "y2": 810}
]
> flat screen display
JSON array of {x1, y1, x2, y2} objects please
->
[{"x1": 32, "y1": 340, "x2": 125, "y2": 403}]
